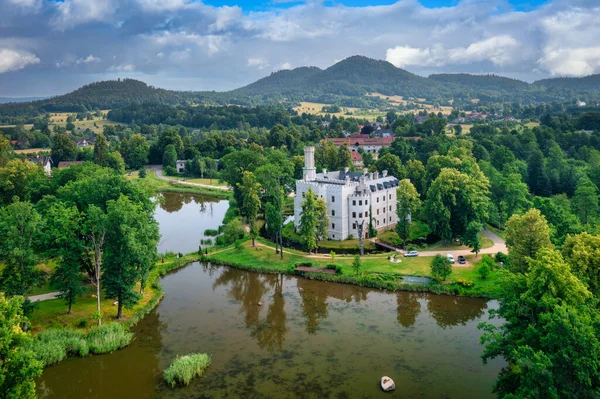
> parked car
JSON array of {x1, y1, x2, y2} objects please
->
[
  {"x1": 446, "y1": 254, "x2": 455, "y2": 264},
  {"x1": 457, "y1": 255, "x2": 466, "y2": 264},
  {"x1": 403, "y1": 251, "x2": 419, "y2": 257}
]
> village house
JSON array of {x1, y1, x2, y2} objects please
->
[
  {"x1": 28, "y1": 155, "x2": 52, "y2": 176},
  {"x1": 351, "y1": 151, "x2": 363, "y2": 168},
  {"x1": 294, "y1": 146, "x2": 399, "y2": 241},
  {"x1": 176, "y1": 160, "x2": 187, "y2": 173},
  {"x1": 324, "y1": 136, "x2": 395, "y2": 155}
]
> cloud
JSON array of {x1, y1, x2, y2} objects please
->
[
  {"x1": 50, "y1": 0, "x2": 115, "y2": 29},
  {"x1": 137, "y1": 0, "x2": 195, "y2": 12},
  {"x1": 0, "y1": 48, "x2": 40, "y2": 73},
  {"x1": 8, "y1": 0, "x2": 40, "y2": 9},
  {"x1": 248, "y1": 57, "x2": 269, "y2": 69},
  {"x1": 108, "y1": 63, "x2": 135, "y2": 72},
  {"x1": 76, "y1": 54, "x2": 101, "y2": 64},
  {"x1": 386, "y1": 35, "x2": 521, "y2": 68}
]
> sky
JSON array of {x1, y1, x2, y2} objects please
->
[{"x1": 0, "y1": 0, "x2": 598, "y2": 97}]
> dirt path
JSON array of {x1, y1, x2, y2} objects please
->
[
  {"x1": 148, "y1": 165, "x2": 231, "y2": 191},
  {"x1": 28, "y1": 292, "x2": 60, "y2": 302}
]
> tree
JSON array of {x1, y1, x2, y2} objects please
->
[
  {"x1": 0, "y1": 201, "x2": 45, "y2": 298},
  {"x1": 42, "y1": 202, "x2": 86, "y2": 314},
  {"x1": 83, "y1": 205, "x2": 107, "y2": 326},
  {"x1": 431, "y1": 254, "x2": 452, "y2": 282},
  {"x1": 477, "y1": 255, "x2": 494, "y2": 279},
  {"x1": 424, "y1": 168, "x2": 489, "y2": 243},
  {"x1": 479, "y1": 249, "x2": 598, "y2": 399},
  {"x1": 51, "y1": 133, "x2": 77, "y2": 164},
  {"x1": 222, "y1": 218, "x2": 245, "y2": 245},
  {"x1": 103, "y1": 195, "x2": 159, "y2": 319},
  {"x1": 0, "y1": 159, "x2": 44, "y2": 205},
  {"x1": 463, "y1": 221, "x2": 483, "y2": 257},
  {"x1": 237, "y1": 171, "x2": 261, "y2": 247},
  {"x1": 527, "y1": 150, "x2": 550, "y2": 196},
  {"x1": 573, "y1": 177, "x2": 599, "y2": 225},
  {"x1": 121, "y1": 134, "x2": 149, "y2": 169},
  {"x1": 0, "y1": 295, "x2": 43, "y2": 398},
  {"x1": 375, "y1": 153, "x2": 405, "y2": 179},
  {"x1": 337, "y1": 144, "x2": 352, "y2": 169},
  {"x1": 298, "y1": 188, "x2": 329, "y2": 253},
  {"x1": 162, "y1": 144, "x2": 177, "y2": 169},
  {"x1": 93, "y1": 133, "x2": 109, "y2": 166},
  {"x1": 405, "y1": 159, "x2": 426, "y2": 195},
  {"x1": 0, "y1": 134, "x2": 10, "y2": 166},
  {"x1": 352, "y1": 255, "x2": 362, "y2": 276},
  {"x1": 562, "y1": 232, "x2": 600, "y2": 297},
  {"x1": 138, "y1": 167, "x2": 147, "y2": 178},
  {"x1": 419, "y1": 117, "x2": 447, "y2": 136},
  {"x1": 505, "y1": 209, "x2": 552, "y2": 273},
  {"x1": 395, "y1": 179, "x2": 421, "y2": 249},
  {"x1": 105, "y1": 151, "x2": 125, "y2": 173}
]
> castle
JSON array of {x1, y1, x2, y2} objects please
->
[{"x1": 294, "y1": 146, "x2": 399, "y2": 241}]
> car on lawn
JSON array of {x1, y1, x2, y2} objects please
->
[
  {"x1": 457, "y1": 255, "x2": 466, "y2": 264},
  {"x1": 403, "y1": 251, "x2": 419, "y2": 257},
  {"x1": 447, "y1": 254, "x2": 455, "y2": 264}
]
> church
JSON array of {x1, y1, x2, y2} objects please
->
[{"x1": 294, "y1": 146, "x2": 400, "y2": 241}]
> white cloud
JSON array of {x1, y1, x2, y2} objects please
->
[
  {"x1": 8, "y1": 0, "x2": 40, "y2": 9},
  {"x1": 108, "y1": 63, "x2": 135, "y2": 72},
  {"x1": 386, "y1": 36, "x2": 520, "y2": 68},
  {"x1": 137, "y1": 0, "x2": 195, "y2": 12},
  {"x1": 275, "y1": 62, "x2": 292, "y2": 71},
  {"x1": 50, "y1": 0, "x2": 114, "y2": 29},
  {"x1": 0, "y1": 48, "x2": 40, "y2": 73},
  {"x1": 76, "y1": 54, "x2": 101, "y2": 64},
  {"x1": 247, "y1": 57, "x2": 269, "y2": 69},
  {"x1": 209, "y1": 6, "x2": 242, "y2": 32}
]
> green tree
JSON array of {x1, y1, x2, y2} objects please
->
[
  {"x1": 0, "y1": 134, "x2": 10, "y2": 166},
  {"x1": 51, "y1": 133, "x2": 77, "y2": 164},
  {"x1": 0, "y1": 295, "x2": 43, "y2": 398},
  {"x1": 0, "y1": 201, "x2": 45, "y2": 298},
  {"x1": 162, "y1": 144, "x2": 177, "y2": 169},
  {"x1": 352, "y1": 255, "x2": 362, "y2": 276},
  {"x1": 299, "y1": 188, "x2": 329, "y2": 253},
  {"x1": 430, "y1": 254, "x2": 452, "y2": 282},
  {"x1": 0, "y1": 159, "x2": 44, "y2": 205},
  {"x1": 479, "y1": 249, "x2": 598, "y2": 399},
  {"x1": 405, "y1": 159, "x2": 426, "y2": 195},
  {"x1": 424, "y1": 168, "x2": 489, "y2": 243},
  {"x1": 121, "y1": 134, "x2": 149, "y2": 169},
  {"x1": 223, "y1": 218, "x2": 245, "y2": 245},
  {"x1": 42, "y1": 202, "x2": 87, "y2": 314},
  {"x1": 138, "y1": 167, "x2": 147, "y2": 178},
  {"x1": 463, "y1": 221, "x2": 483, "y2": 257},
  {"x1": 395, "y1": 179, "x2": 421, "y2": 249},
  {"x1": 93, "y1": 133, "x2": 109, "y2": 166},
  {"x1": 477, "y1": 255, "x2": 494, "y2": 279},
  {"x1": 237, "y1": 171, "x2": 261, "y2": 247},
  {"x1": 375, "y1": 153, "x2": 405, "y2": 179},
  {"x1": 103, "y1": 195, "x2": 159, "y2": 319},
  {"x1": 527, "y1": 150, "x2": 550, "y2": 196},
  {"x1": 573, "y1": 176, "x2": 599, "y2": 225},
  {"x1": 562, "y1": 232, "x2": 600, "y2": 297},
  {"x1": 505, "y1": 209, "x2": 552, "y2": 273},
  {"x1": 337, "y1": 144, "x2": 352, "y2": 169},
  {"x1": 419, "y1": 117, "x2": 447, "y2": 136},
  {"x1": 105, "y1": 151, "x2": 125, "y2": 173}
]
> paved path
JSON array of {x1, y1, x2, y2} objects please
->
[
  {"x1": 148, "y1": 165, "x2": 231, "y2": 191},
  {"x1": 28, "y1": 292, "x2": 60, "y2": 302},
  {"x1": 371, "y1": 229, "x2": 507, "y2": 258}
]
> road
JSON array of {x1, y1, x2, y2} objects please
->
[
  {"x1": 371, "y1": 229, "x2": 507, "y2": 257},
  {"x1": 148, "y1": 165, "x2": 231, "y2": 191},
  {"x1": 28, "y1": 292, "x2": 60, "y2": 302}
]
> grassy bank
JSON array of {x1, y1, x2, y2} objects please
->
[
  {"x1": 203, "y1": 238, "x2": 502, "y2": 298},
  {"x1": 131, "y1": 170, "x2": 231, "y2": 199}
]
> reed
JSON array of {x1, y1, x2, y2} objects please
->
[{"x1": 163, "y1": 353, "x2": 212, "y2": 387}]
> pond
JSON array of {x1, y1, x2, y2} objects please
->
[
  {"x1": 37, "y1": 263, "x2": 505, "y2": 399},
  {"x1": 154, "y1": 192, "x2": 229, "y2": 255}
]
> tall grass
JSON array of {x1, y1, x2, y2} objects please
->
[
  {"x1": 29, "y1": 324, "x2": 132, "y2": 367},
  {"x1": 164, "y1": 353, "x2": 212, "y2": 387}
]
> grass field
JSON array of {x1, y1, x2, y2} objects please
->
[
  {"x1": 293, "y1": 101, "x2": 385, "y2": 120},
  {"x1": 48, "y1": 110, "x2": 124, "y2": 135},
  {"x1": 525, "y1": 122, "x2": 540, "y2": 128},
  {"x1": 366, "y1": 92, "x2": 407, "y2": 105},
  {"x1": 180, "y1": 177, "x2": 228, "y2": 186},
  {"x1": 14, "y1": 148, "x2": 51, "y2": 154}
]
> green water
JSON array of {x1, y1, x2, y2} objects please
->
[{"x1": 37, "y1": 263, "x2": 504, "y2": 398}]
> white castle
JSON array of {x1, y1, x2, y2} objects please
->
[{"x1": 294, "y1": 146, "x2": 399, "y2": 241}]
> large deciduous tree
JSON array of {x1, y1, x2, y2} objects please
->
[
  {"x1": 93, "y1": 133, "x2": 109, "y2": 166},
  {"x1": 0, "y1": 159, "x2": 44, "y2": 205},
  {"x1": 573, "y1": 176, "x2": 599, "y2": 225},
  {"x1": 479, "y1": 249, "x2": 599, "y2": 399},
  {"x1": 505, "y1": 208, "x2": 552, "y2": 273},
  {"x1": 463, "y1": 221, "x2": 483, "y2": 257},
  {"x1": 430, "y1": 254, "x2": 452, "y2": 282},
  {"x1": 562, "y1": 232, "x2": 600, "y2": 297},
  {"x1": 395, "y1": 179, "x2": 421, "y2": 249},
  {"x1": 299, "y1": 189, "x2": 329, "y2": 253},
  {"x1": 0, "y1": 295, "x2": 43, "y2": 398},
  {"x1": 375, "y1": 153, "x2": 405, "y2": 179},
  {"x1": 238, "y1": 171, "x2": 261, "y2": 247},
  {"x1": 51, "y1": 133, "x2": 77, "y2": 164}
]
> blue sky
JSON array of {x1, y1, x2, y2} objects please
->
[{"x1": 0, "y1": 0, "x2": 597, "y2": 96}]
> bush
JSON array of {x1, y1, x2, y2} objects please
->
[
  {"x1": 325, "y1": 264, "x2": 343, "y2": 274},
  {"x1": 203, "y1": 229, "x2": 219, "y2": 236},
  {"x1": 494, "y1": 252, "x2": 510, "y2": 268},
  {"x1": 431, "y1": 254, "x2": 452, "y2": 282},
  {"x1": 164, "y1": 165, "x2": 177, "y2": 176},
  {"x1": 28, "y1": 329, "x2": 89, "y2": 366},
  {"x1": 477, "y1": 255, "x2": 494, "y2": 279},
  {"x1": 86, "y1": 323, "x2": 133, "y2": 354},
  {"x1": 138, "y1": 167, "x2": 147, "y2": 178},
  {"x1": 164, "y1": 353, "x2": 212, "y2": 388},
  {"x1": 200, "y1": 238, "x2": 212, "y2": 245}
]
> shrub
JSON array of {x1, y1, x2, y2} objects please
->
[
  {"x1": 164, "y1": 165, "x2": 177, "y2": 176},
  {"x1": 77, "y1": 318, "x2": 88, "y2": 328},
  {"x1": 203, "y1": 229, "x2": 219, "y2": 236},
  {"x1": 164, "y1": 353, "x2": 212, "y2": 388},
  {"x1": 138, "y1": 167, "x2": 147, "y2": 178},
  {"x1": 478, "y1": 255, "x2": 494, "y2": 279},
  {"x1": 494, "y1": 251, "x2": 510, "y2": 268},
  {"x1": 86, "y1": 323, "x2": 133, "y2": 354},
  {"x1": 456, "y1": 278, "x2": 474, "y2": 288},
  {"x1": 431, "y1": 254, "x2": 452, "y2": 282},
  {"x1": 29, "y1": 329, "x2": 89, "y2": 366},
  {"x1": 200, "y1": 238, "x2": 212, "y2": 245}
]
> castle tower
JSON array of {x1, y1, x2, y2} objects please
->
[{"x1": 303, "y1": 146, "x2": 317, "y2": 181}]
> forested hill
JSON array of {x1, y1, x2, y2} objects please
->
[
  {"x1": 2, "y1": 56, "x2": 600, "y2": 123},
  {"x1": 0, "y1": 79, "x2": 194, "y2": 123}
]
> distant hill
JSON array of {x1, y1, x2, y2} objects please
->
[
  {"x1": 2, "y1": 56, "x2": 600, "y2": 123},
  {"x1": 0, "y1": 96, "x2": 47, "y2": 104}
]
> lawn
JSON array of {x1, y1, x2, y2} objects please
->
[
  {"x1": 426, "y1": 232, "x2": 494, "y2": 251},
  {"x1": 14, "y1": 148, "x2": 51, "y2": 154},
  {"x1": 180, "y1": 177, "x2": 228, "y2": 186},
  {"x1": 48, "y1": 110, "x2": 124, "y2": 135},
  {"x1": 293, "y1": 101, "x2": 385, "y2": 120}
]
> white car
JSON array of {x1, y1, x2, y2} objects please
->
[
  {"x1": 446, "y1": 254, "x2": 455, "y2": 264},
  {"x1": 403, "y1": 251, "x2": 419, "y2": 257}
]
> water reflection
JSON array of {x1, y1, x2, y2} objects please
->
[
  {"x1": 38, "y1": 264, "x2": 504, "y2": 399},
  {"x1": 154, "y1": 192, "x2": 229, "y2": 254}
]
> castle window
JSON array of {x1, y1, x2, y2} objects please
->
[
  {"x1": 352, "y1": 212, "x2": 356, "y2": 218},
  {"x1": 332, "y1": 223, "x2": 335, "y2": 229},
  {"x1": 331, "y1": 196, "x2": 335, "y2": 202},
  {"x1": 353, "y1": 223, "x2": 356, "y2": 229},
  {"x1": 359, "y1": 200, "x2": 362, "y2": 205},
  {"x1": 359, "y1": 213, "x2": 363, "y2": 218},
  {"x1": 332, "y1": 210, "x2": 335, "y2": 216},
  {"x1": 389, "y1": 206, "x2": 392, "y2": 211},
  {"x1": 377, "y1": 220, "x2": 380, "y2": 226},
  {"x1": 365, "y1": 211, "x2": 368, "y2": 217},
  {"x1": 365, "y1": 200, "x2": 368, "y2": 205},
  {"x1": 377, "y1": 197, "x2": 379, "y2": 203},
  {"x1": 352, "y1": 200, "x2": 356, "y2": 206},
  {"x1": 389, "y1": 194, "x2": 392, "y2": 200},
  {"x1": 383, "y1": 208, "x2": 386, "y2": 213},
  {"x1": 377, "y1": 209, "x2": 379, "y2": 215}
]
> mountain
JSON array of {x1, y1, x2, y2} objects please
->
[
  {"x1": 0, "y1": 96, "x2": 48, "y2": 104},
  {"x1": 2, "y1": 55, "x2": 600, "y2": 123}
]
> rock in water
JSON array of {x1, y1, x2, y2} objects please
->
[{"x1": 381, "y1": 376, "x2": 395, "y2": 392}]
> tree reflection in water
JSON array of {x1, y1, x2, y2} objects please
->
[
  {"x1": 158, "y1": 192, "x2": 217, "y2": 215},
  {"x1": 427, "y1": 294, "x2": 488, "y2": 328},
  {"x1": 396, "y1": 292, "x2": 423, "y2": 327}
]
